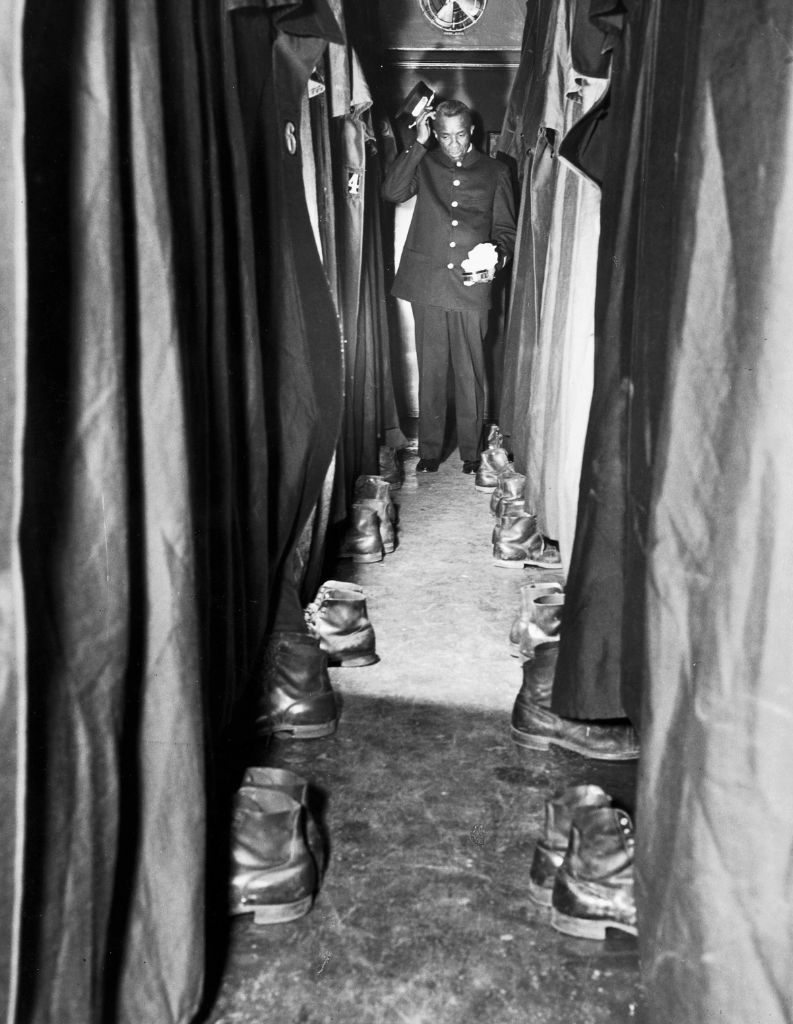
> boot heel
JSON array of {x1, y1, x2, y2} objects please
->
[
  {"x1": 510, "y1": 725, "x2": 551, "y2": 751},
  {"x1": 551, "y1": 908, "x2": 610, "y2": 940},
  {"x1": 551, "y1": 907, "x2": 637, "y2": 940},
  {"x1": 273, "y1": 718, "x2": 337, "y2": 740},
  {"x1": 344, "y1": 550, "x2": 383, "y2": 564}
]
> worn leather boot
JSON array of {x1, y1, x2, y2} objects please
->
[
  {"x1": 378, "y1": 445, "x2": 403, "y2": 490},
  {"x1": 306, "y1": 588, "x2": 377, "y2": 667},
  {"x1": 551, "y1": 805, "x2": 637, "y2": 939},
  {"x1": 511, "y1": 641, "x2": 559, "y2": 712},
  {"x1": 352, "y1": 476, "x2": 396, "y2": 554},
  {"x1": 509, "y1": 582, "x2": 564, "y2": 657},
  {"x1": 356, "y1": 498, "x2": 395, "y2": 553},
  {"x1": 340, "y1": 504, "x2": 385, "y2": 563},
  {"x1": 229, "y1": 786, "x2": 318, "y2": 924},
  {"x1": 489, "y1": 469, "x2": 526, "y2": 515},
  {"x1": 240, "y1": 766, "x2": 325, "y2": 874},
  {"x1": 475, "y1": 447, "x2": 511, "y2": 493},
  {"x1": 510, "y1": 682, "x2": 639, "y2": 761},
  {"x1": 529, "y1": 784, "x2": 612, "y2": 907},
  {"x1": 255, "y1": 631, "x2": 338, "y2": 739},
  {"x1": 354, "y1": 475, "x2": 397, "y2": 519},
  {"x1": 493, "y1": 514, "x2": 562, "y2": 570},
  {"x1": 492, "y1": 512, "x2": 557, "y2": 569}
]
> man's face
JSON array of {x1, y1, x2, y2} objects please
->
[{"x1": 434, "y1": 114, "x2": 473, "y2": 161}]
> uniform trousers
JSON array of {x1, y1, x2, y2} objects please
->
[{"x1": 412, "y1": 303, "x2": 488, "y2": 463}]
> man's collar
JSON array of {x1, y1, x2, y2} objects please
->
[{"x1": 435, "y1": 144, "x2": 480, "y2": 169}]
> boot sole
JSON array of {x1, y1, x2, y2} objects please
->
[
  {"x1": 493, "y1": 558, "x2": 529, "y2": 569},
  {"x1": 527, "y1": 879, "x2": 554, "y2": 908},
  {"x1": 510, "y1": 726, "x2": 640, "y2": 762},
  {"x1": 267, "y1": 719, "x2": 339, "y2": 740},
  {"x1": 523, "y1": 557, "x2": 562, "y2": 569},
  {"x1": 339, "y1": 551, "x2": 384, "y2": 563},
  {"x1": 475, "y1": 484, "x2": 497, "y2": 493},
  {"x1": 328, "y1": 653, "x2": 378, "y2": 667},
  {"x1": 231, "y1": 893, "x2": 314, "y2": 925},
  {"x1": 551, "y1": 907, "x2": 637, "y2": 940}
]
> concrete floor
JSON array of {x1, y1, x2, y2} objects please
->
[{"x1": 202, "y1": 453, "x2": 642, "y2": 1024}]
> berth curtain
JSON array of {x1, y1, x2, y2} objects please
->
[
  {"x1": 638, "y1": 2, "x2": 793, "y2": 1021},
  {"x1": 7, "y1": 0, "x2": 346, "y2": 1020}
]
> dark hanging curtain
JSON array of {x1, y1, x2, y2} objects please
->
[
  {"x1": 334, "y1": 105, "x2": 408, "y2": 493},
  {"x1": 19, "y1": 0, "x2": 210, "y2": 1019},
  {"x1": 637, "y1": 1, "x2": 793, "y2": 1021},
  {"x1": 551, "y1": 0, "x2": 700, "y2": 723},
  {"x1": 9, "y1": 0, "x2": 346, "y2": 1020},
  {"x1": 227, "y1": 0, "x2": 345, "y2": 614},
  {"x1": 497, "y1": 0, "x2": 558, "y2": 457}
]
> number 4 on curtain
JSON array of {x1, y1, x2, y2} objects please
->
[{"x1": 347, "y1": 171, "x2": 361, "y2": 197}]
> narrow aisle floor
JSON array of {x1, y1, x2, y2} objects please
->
[{"x1": 205, "y1": 455, "x2": 642, "y2": 1024}]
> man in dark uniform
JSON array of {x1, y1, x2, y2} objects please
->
[{"x1": 382, "y1": 99, "x2": 516, "y2": 473}]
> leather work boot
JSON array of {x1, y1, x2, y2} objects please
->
[
  {"x1": 491, "y1": 501, "x2": 531, "y2": 545},
  {"x1": 551, "y1": 806, "x2": 637, "y2": 940},
  {"x1": 528, "y1": 784, "x2": 613, "y2": 907},
  {"x1": 353, "y1": 475, "x2": 397, "y2": 521},
  {"x1": 517, "y1": 592, "x2": 566, "y2": 658},
  {"x1": 509, "y1": 582, "x2": 565, "y2": 657},
  {"x1": 492, "y1": 513, "x2": 558, "y2": 569},
  {"x1": 510, "y1": 690, "x2": 639, "y2": 761},
  {"x1": 512, "y1": 641, "x2": 559, "y2": 710},
  {"x1": 378, "y1": 445, "x2": 403, "y2": 490},
  {"x1": 489, "y1": 469, "x2": 526, "y2": 515},
  {"x1": 353, "y1": 476, "x2": 396, "y2": 554},
  {"x1": 355, "y1": 498, "x2": 395, "y2": 553},
  {"x1": 305, "y1": 588, "x2": 377, "y2": 667},
  {"x1": 493, "y1": 515, "x2": 563, "y2": 570},
  {"x1": 229, "y1": 786, "x2": 318, "y2": 924},
  {"x1": 339, "y1": 504, "x2": 385, "y2": 563},
  {"x1": 255, "y1": 631, "x2": 338, "y2": 739},
  {"x1": 492, "y1": 509, "x2": 532, "y2": 551},
  {"x1": 475, "y1": 446, "x2": 511, "y2": 493},
  {"x1": 240, "y1": 766, "x2": 325, "y2": 875}
]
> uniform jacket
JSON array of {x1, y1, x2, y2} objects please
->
[{"x1": 382, "y1": 139, "x2": 517, "y2": 310}]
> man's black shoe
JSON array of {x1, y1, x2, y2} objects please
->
[
  {"x1": 462, "y1": 460, "x2": 480, "y2": 474},
  {"x1": 416, "y1": 458, "x2": 439, "y2": 473}
]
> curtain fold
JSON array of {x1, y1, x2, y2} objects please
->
[
  {"x1": 0, "y1": 2, "x2": 28, "y2": 1020},
  {"x1": 19, "y1": 0, "x2": 207, "y2": 1020},
  {"x1": 551, "y1": 0, "x2": 701, "y2": 722}
]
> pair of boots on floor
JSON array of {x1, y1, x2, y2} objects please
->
[
  {"x1": 340, "y1": 474, "x2": 399, "y2": 564},
  {"x1": 530, "y1": 784, "x2": 637, "y2": 940},
  {"x1": 255, "y1": 580, "x2": 377, "y2": 740}
]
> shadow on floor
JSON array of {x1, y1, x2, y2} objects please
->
[{"x1": 203, "y1": 692, "x2": 641, "y2": 1024}]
